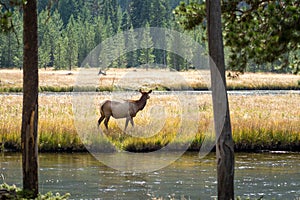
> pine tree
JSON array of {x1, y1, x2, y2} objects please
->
[
  {"x1": 129, "y1": 0, "x2": 151, "y2": 28},
  {"x1": 38, "y1": 10, "x2": 51, "y2": 69},
  {"x1": 149, "y1": 0, "x2": 167, "y2": 65},
  {"x1": 38, "y1": 9, "x2": 64, "y2": 69},
  {"x1": 0, "y1": 10, "x2": 22, "y2": 68},
  {"x1": 99, "y1": 17, "x2": 116, "y2": 69},
  {"x1": 94, "y1": 15, "x2": 106, "y2": 45},
  {"x1": 103, "y1": 17, "x2": 114, "y2": 39},
  {"x1": 120, "y1": 11, "x2": 131, "y2": 32},
  {"x1": 62, "y1": 15, "x2": 79, "y2": 70},
  {"x1": 0, "y1": 33, "x2": 18, "y2": 68},
  {"x1": 76, "y1": 13, "x2": 96, "y2": 66},
  {"x1": 12, "y1": 11, "x2": 23, "y2": 69},
  {"x1": 139, "y1": 23, "x2": 154, "y2": 69},
  {"x1": 100, "y1": 0, "x2": 120, "y2": 33},
  {"x1": 58, "y1": 0, "x2": 74, "y2": 25},
  {"x1": 149, "y1": 0, "x2": 169, "y2": 27},
  {"x1": 53, "y1": 36, "x2": 67, "y2": 70},
  {"x1": 167, "y1": 23, "x2": 185, "y2": 71},
  {"x1": 112, "y1": 27, "x2": 126, "y2": 68},
  {"x1": 116, "y1": 5, "x2": 123, "y2": 32},
  {"x1": 125, "y1": 25, "x2": 138, "y2": 68}
]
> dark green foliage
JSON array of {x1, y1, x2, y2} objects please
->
[
  {"x1": 129, "y1": 0, "x2": 151, "y2": 28},
  {"x1": 1, "y1": 0, "x2": 182, "y2": 70},
  {"x1": 173, "y1": 2, "x2": 206, "y2": 30},
  {"x1": 174, "y1": 0, "x2": 300, "y2": 74},
  {"x1": 0, "y1": 0, "x2": 25, "y2": 32}
]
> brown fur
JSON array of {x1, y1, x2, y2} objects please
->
[{"x1": 98, "y1": 89, "x2": 152, "y2": 131}]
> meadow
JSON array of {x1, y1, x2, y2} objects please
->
[
  {"x1": 0, "y1": 68, "x2": 299, "y2": 92},
  {"x1": 0, "y1": 92, "x2": 299, "y2": 152}
]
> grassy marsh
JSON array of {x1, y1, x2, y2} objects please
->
[{"x1": 0, "y1": 93, "x2": 299, "y2": 152}]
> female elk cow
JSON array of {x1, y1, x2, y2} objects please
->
[{"x1": 98, "y1": 89, "x2": 152, "y2": 131}]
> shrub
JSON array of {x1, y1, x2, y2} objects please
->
[{"x1": 0, "y1": 183, "x2": 70, "y2": 200}]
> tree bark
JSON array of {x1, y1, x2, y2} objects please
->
[
  {"x1": 206, "y1": 0, "x2": 235, "y2": 199},
  {"x1": 22, "y1": 0, "x2": 39, "y2": 197}
]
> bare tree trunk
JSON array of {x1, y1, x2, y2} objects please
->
[
  {"x1": 206, "y1": 1, "x2": 235, "y2": 199},
  {"x1": 22, "y1": 0, "x2": 39, "y2": 197}
]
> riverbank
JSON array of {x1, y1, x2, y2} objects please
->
[
  {"x1": 1, "y1": 93, "x2": 299, "y2": 152},
  {"x1": 0, "y1": 68, "x2": 299, "y2": 92}
]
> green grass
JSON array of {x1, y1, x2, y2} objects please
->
[
  {"x1": 0, "y1": 83, "x2": 299, "y2": 93},
  {"x1": 0, "y1": 93, "x2": 299, "y2": 152}
]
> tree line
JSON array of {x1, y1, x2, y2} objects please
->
[
  {"x1": 0, "y1": 0, "x2": 204, "y2": 71},
  {"x1": 0, "y1": 0, "x2": 299, "y2": 73}
]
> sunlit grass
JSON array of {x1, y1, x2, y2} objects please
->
[
  {"x1": 0, "y1": 93, "x2": 299, "y2": 152},
  {"x1": 0, "y1": 68, "x2": 299, "y2": 92},
  {"x1": 226, "y1": 72, "x2": 300, "y2": 90},
  {"x1": 229, "y1": 94, "x2": 300, "y2": 151}
]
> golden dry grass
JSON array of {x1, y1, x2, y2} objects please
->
[
  {"x1": 0, "y1": 93, "x2": 299, "y2": 152},
  {"x1": 0, "y1": 68, "x2": 299, "y2": 92},
  {"x1": 226, "y1": 72, "x2": 299, "y2": 89}
]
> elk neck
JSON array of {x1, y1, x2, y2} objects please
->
[{"x1": 135, "y1": 95, "x2": 148, "y2": 111}]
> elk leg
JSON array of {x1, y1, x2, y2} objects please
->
[
  {"x1": 104, "y1": 116, "x2": 110, "y2": 130},
  {"x1": 98, "y1": 115, "x2": 105, "y2": 127},
  {"x1": 129, "y1": 117, "x2": 134, "y2": 127},
  {"x1": 124, "y1": 117, "x2": 130, "y2": 131}
]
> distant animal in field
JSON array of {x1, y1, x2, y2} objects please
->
[
  {"x1": 98, "y1": 89, "x2": 152, "y2": 131},
  {"x1": 98, "y1": 69, "x2": 106, "y2": 76},
  {"x1": 227, "y1": 71, "x2": 240, "y2": 79}
]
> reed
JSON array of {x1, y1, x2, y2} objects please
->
[{"x1": 0, "y1": 93, "x2": 299, "y2": 152}]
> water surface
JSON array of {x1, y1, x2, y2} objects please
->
[{"x1": 1, "y1": 152, "x2": 299, "y2": 199}]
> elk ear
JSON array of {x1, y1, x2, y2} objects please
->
[
  {"x1": 139, "y1": 88, "x2": 143, "y2": 93},
  {"x1": 148, "y1": 90, "x2": 152, "y2": 93}
]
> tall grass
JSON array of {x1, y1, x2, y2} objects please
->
[
  {"x1": 0, "y1": 93, "x2": 299, "y2": 152},
  {"x1": 229, "y1": 94, "x2": 300, "y2": 151}
]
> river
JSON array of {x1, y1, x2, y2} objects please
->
[{"x1": 1, "y1": 152, "x2": 299, "y2": 199}]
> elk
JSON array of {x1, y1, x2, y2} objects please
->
[{"x1": 98, "y1": 89, "x2": 152, "y2": 131}]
